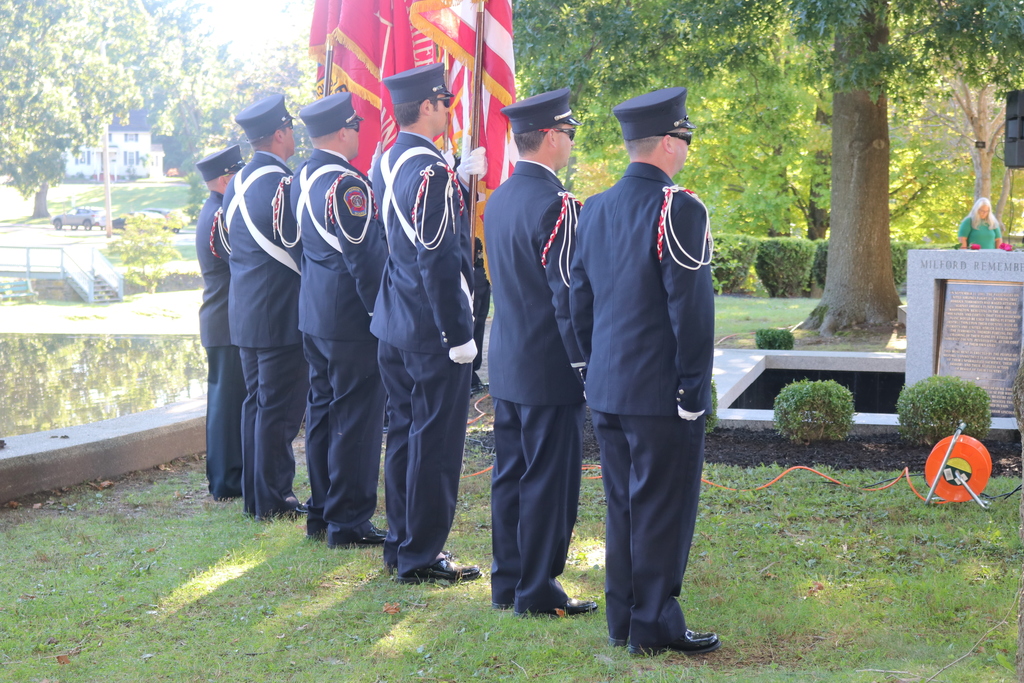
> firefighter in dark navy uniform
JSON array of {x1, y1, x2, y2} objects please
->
[
  {"x1": 195, "y1": 145, "x2": 246, "y2": 501},
  {"x1": 483, "y1": 88, "x2": 597, "y2": 617},
  {"x1": 569, "y1": 87, "x2": 720, "y2": 655},
  {"x1": 223, "y1": 94, "x2": 309, "y2": 520},
  {"x1": 371, "y1": 63, "x2": 485, "y2": 584},
  {"x1": 292, "y1": 92, "x2": 389, "y2": 547}
]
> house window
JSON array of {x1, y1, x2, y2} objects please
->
[
  {"x1": 108, "y1": 133, "x2": 114, "y2": 143},
  {"x1": 125, "y1": 133, "x2": 139, "y2": 142},
  {"x1": 76, "y1": 154, "x2": 86, "y2": 164},
  {"x1": 86, "y1": 151, "x2": 92, "y2": 165}
]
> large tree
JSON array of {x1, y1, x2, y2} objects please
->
[
  {"x1": 0, "y1": 0, "x2": 149, "y2": 217},
  {"x1": 785, "y1": 0, "x2": 1024, "y2": 333}
]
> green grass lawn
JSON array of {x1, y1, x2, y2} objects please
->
[
  {"x1": 4, "y1": 293, "x2": 902, "y2": 352},
  {"x1": 0, "y1": 419, "x2": 1018, "y2": 682},
  {"x1": 0, "y1": 179, "x2": 189, "y2": 225}
]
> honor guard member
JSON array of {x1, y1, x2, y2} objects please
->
[
  {"x1": 292, "y1": 92, "x2": 389, "y2": 547},
  {"x1": 569, "y1": 88, "x2": 719, "y2": 655},
  {"x1": 195, "y1": 145, "x2": 247, "y2": 501},
  {"x1": 371, "y1": 63, "x2": 486, "y2": 583},
  {"x1": 223, "y1": 94, "x2": 309, "y2": 520},
  {"x1": 483, "y1": 88, "x2": 597, "y2": 617}
]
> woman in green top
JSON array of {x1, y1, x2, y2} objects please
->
[{"x1": 958, "y1": 197, "x2": 1002, "y2": 249}]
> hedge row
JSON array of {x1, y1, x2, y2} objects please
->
[{"x1": 712, "y1": 236, "x2": 917, "y2": 296}]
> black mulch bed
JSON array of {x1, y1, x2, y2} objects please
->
[
  {"x1": 704, "y1": 428, "x2": 1021, "y2": 479},
  {"x1": 473, "y1": 404, "x2": 1022, "y2": 479}
]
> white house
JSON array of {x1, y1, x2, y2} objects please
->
[{"x1": 64, "y1": 110, "x2": 165, "y2": 180}]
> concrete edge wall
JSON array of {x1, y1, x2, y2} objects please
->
[{"x1": 0, "y1": 398, "x2": 206, "y2": 502}]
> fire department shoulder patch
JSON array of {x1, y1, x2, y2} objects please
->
[{"x1": 343, "y1": 187, "x2": 368, "y2": 217}]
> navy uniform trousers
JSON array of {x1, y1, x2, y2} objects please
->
[
  {"x1": 592, "y1": 412, "x2": 706, "y2": 647},
  {"x1": 490, "y1": 401, "x2": 584, "y2": 610},
  {"x1": 379, "y1": 342, "x2": 471, "y2": 573},
  {"x1": 303, "y1": 336, "x2": 385, "y2": 542},
  {"x1": 238, "y1": 345, "x2": 307, "y2": 518},
  {"x1": 204, "y1": 346, "x2": 246, "y2": 499}
]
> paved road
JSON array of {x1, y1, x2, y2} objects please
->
[{"x1": 0, "y1": 223, "x2": 196, "y2": 249}]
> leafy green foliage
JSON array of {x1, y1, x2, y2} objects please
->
[
  {"x1": 896, "y1": 376, "x2": 992, "y2": 445},
  {"x1": 754, "y1": 238, "x2": 816, "y2": 297},
  {"x1": 706, "y1": 378, "x2": 719, "y2": 434},
  {"x1": 108, "y1": 215, "x2": 180, "y2": 294},
  {"x1": 712, "y1": 234, "x2": 760, "y2": 293},
  {"x1": 0, "y1": 0, "x2": 145, "y2": 209},
  {"x1": 755, "y1": 328, "x2": 795, "y2": 350},
  {"x1": 774, "y1": 379, "x2": 854, "y2": 443}
]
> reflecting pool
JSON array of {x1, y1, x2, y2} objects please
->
[{"x1": 0, "y1": 334, "x2": 207, "y2": 437}]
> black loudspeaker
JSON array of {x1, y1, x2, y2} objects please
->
[{"x1": 1008, "y1": 90, "x2": 1024, "y2": 169}]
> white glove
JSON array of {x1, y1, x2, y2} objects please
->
[
  {"x1": 369, "y1": 142, "x2": 383, "y2": 175},
  {"x1": 449, "y1": 338, "x2": 478, "y2": 364},
  {"x1": 678, "y1": 407, "x2": 705, "y2": 421},
  {"x1": 457, "y1": 146, "x2": 487, "y2": 185}
]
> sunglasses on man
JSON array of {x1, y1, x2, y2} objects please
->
[
  {"x1": 664, "y1": 130, "x2": 693, "y2": 145},
  {"x1": 539, "y1": 127, "x2": 576, "y2": 142}
]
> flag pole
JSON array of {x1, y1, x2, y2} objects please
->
[
  {"x1": 322, "y1": 7, "x2": 335, "y2": 98},
  {"x1": 467, "y1": 0, "x2": 486, "y2": 242}
]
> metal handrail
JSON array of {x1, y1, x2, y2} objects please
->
[
  {"x1": 90, "y1": 249, "x2": 124, "y2": 300},
  {"x1": 0, "y1": 246, "x2": 123, "y2": 302}
]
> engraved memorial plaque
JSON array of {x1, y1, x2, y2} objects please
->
[{"x1": 936, "y1": 281, "x2": 1024, "y2": 417}]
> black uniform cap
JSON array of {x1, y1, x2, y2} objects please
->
[
  {"x1": 612, "y1": 87, "x2": 696, "y2": 141},
  {"x1": 195, "y1": 145, "x2": 245, "y2": 182},
  {"x1": 299, "y1": 92, "x2": 364, "y2": 138},
  {"x1": 500, "y1": 88, "x2": 582, "y2": 134},
  {"x1": 235, "y1": 94, "x2": 293, "y2": 142},
  {"x1": 382, "y1": 63, "x2": 454, "y2": 105}
]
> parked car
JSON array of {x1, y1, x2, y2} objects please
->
[
  {"x1": 53, "y1": 207, "x2": 106, "y2": 231},
  {"x1": 113, "y1": 208, "x2": 182, "y2": 232}
]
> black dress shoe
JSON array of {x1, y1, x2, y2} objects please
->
[
  {"x1": 608, "y1": 637, "x2": 627, "y2": 648},
  {"x1": 492, "y1": 602, "x2": 513, "y2": 611},
  {"x1": 327, "y1": 524, "x2": 387, "y2": 549},
  {"x1": 394, "y1": 558, "x2": 481, "y2": 584},
  {"x1": 515, "y1": 598, "x2": 599, "y2": 618},
  {"x1": 629, "y1": 630, "x2": 721, "y2": 656}
]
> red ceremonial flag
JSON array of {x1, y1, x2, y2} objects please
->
[{"x1": 309, "y1": 0, "x2": 434, "y2": 173}]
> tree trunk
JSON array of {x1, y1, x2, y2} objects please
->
[
  {"x1": 31, "y1": 183, "x2": 50, "y2": 219},
  {"x1": 804, "y1": 8, "x2": 899, "y2": 335},
  {"x1": 996, "y1": 167, "x2": 1013, "y2": 227}
]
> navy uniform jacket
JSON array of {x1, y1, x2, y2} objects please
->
[
  {"x1": 224, "y1": 151, "x2": 303, "y2": 348},
  {"x1": 196, "y1": 190, "x2": 231, "y2": 348},
  {"x1": 370, "y1": 132, "x2": 474, "y2": 354},
  {"x1": 484, "y1": 161, "x2": 585, "y2": 406},
  {"x1": 292, "y1": 149, "x2": 387, "y2": 341},
  {"x1": 570, "y1": 162, "x2": 714, "y2": 416}
]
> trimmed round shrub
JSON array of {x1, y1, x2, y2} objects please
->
[
  {"x1": 774, "y1": 380, "x2": 855, "y2": 443},
  {"x1": 706, "y1": 378, "x2": 719, "y2": 434},
  {"x1": 896, "y1": 376, "x2": 991, "y2": 445},
  {"x1": 755, "y1": 328, "x2": 794, "y2": 350},
  {"x1": 754, "y1": 238, "x2": 816, "y2": 297},
  {"x1": 711, "y1": 234, "x2": 760, "y2": 293}
]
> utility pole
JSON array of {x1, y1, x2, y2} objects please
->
[{"x1": 100, "y1": 40, "x2": 114, "y2": 239}]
